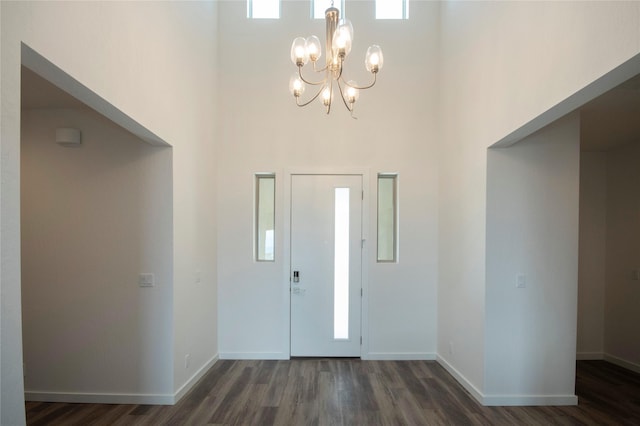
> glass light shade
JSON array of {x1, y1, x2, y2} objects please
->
[
  {"x1": 338, "y1": 19, "x2": 354, "y2": 43},
  {"x1": 343, "y1": 81, "x2": 359, "y2": 104},
  {"x1": 321, "y1": 86, "x2": 332, "y2": 106},
  {"x1": 291, "y1": 37, "x2": 309, "y2": 66},
  {"x1": 365, "y1": 45, "x2": 384, "y2": 73},
  {"x1": 332, "y1": 22, "x2": 353, "y2": 57},
  {"x1": 305, "y1": 35, "x2": 322, "y2": 62},
  {"x1": 289, "y1": 74, "x2": 305, "y2": 97}
]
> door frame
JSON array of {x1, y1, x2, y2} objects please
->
[{"x1": 282, "y1": 168, "x2": 371, "y2": 359}]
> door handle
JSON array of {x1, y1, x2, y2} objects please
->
[{"x1": 293, "y1": 270, "x2": 300, "y2": 283}]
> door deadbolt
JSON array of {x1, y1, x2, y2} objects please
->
[{"x1": 293, "y1": 270, "x2": 300, "y2": 283}]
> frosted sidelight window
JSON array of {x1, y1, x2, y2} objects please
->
[
  {"x1": 377, "y1": 174, "x2": 397, "y2": 262},
  {"x1": 256, "y1": 174, "x2": 275, "y2": 261},
  {"x1": 334, "y1": 188, "x2": 350, "y2": 340},
  {"x1": 376, "y1": 0, "x2": 408, "y2": 19},
  {"x1": 247, "y1": 0, "x2": 280, "y2": 19}
]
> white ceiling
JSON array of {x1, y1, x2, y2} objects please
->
[
  {"x1": 21, "y1": 66, "x2": 640, "y2": 152},
  {"x1": 21, "y1": 66, "x2": 87, "y2": 109},
  {"x1": 580, "y1": 73, "x2": 640, "y2": 151}
]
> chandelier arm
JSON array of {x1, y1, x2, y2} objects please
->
[
  {"x1": 296, "y1": 84, "x2": 326, "y2": 108},
  {"x1": 313, "y1": 61, "x2": 329, "y2": 73},
  {"x1": 336, "y1": 58, "x2": 345, "y2": 81},
  {"x1": 336, "y1": 78, "x2": 354, "y2": 113},
  {"x1": 340, "y1": 72, "x2": 377, "y2": 90},
  {"x1": 298, "y1": 66, "x2": 327, "y2": 86},
  {"x1": 326, "y1": 80, "x2": 333, "y2": 115}
]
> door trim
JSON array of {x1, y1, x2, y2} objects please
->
[{"x1": 282, "y1": 168, "x2": 370, "y2": 359}]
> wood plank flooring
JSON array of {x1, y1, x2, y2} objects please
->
[{"x1": 25, "y1": 359, "x2": 640, "y2": 425}]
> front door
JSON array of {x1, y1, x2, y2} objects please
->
[{"x1": 290, "y1": 174, "x2": 362, "y2": 357}]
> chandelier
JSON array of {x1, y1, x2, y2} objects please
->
[{"x1": 288, "y1": 3, "x2": 383, "y2": 116}]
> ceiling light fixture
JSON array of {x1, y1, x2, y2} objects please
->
[{"x1": 289, "y1": 2, "x2": 383, "y2": 116}]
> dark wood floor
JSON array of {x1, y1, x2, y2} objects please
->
[{"x1": 25, "y1": 359, "x2": 640, "y2": 425}]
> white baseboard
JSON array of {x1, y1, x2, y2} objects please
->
[
  {"x1": 25, "y1": 390, "x2": 175, "y2": 405},
  {"x1": 364, "y1": 352, "x2": 436, "y2": 361},
  {"x1": 25, "y1": 354, "x2": 219, "y2": 405},
  {"x1": 173, "y1": 354, "x2": 219, "y2": 403},
  {"x1": 436, "y1": 355, "x2": 578, "y2": 406},
  {"x1": 482, "y1": 394, "x2": 578, "y2": 406},
  {"x1": 219, "y1": 352, "x2": 288, "y2": 360},
  {"x1": 436, "y1": 355, "x2": 484, "y2": 404},
  {"x1": 220, "y1": 351, "x2": 436, "y2": 361},
  {"x1": 604, "y1": 353, "x2": 640, "y2": 374},
  {"x1": 576, "y1": 352, "x2": 604, "y2": 360}
]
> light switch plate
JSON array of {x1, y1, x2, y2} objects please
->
[{"x1": 139, "y1": 273, "x2": 154, "y2": 287}]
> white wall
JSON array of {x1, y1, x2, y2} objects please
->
[
  {"x1": 485, "y1": 115, "x2": 580, "y2": 405},
  {"x1": 1, "y1": 2, "x2": 218, "y2": 422},
  {"x1": 216, "y1": 0, "x2": 439, "y2": 359},
  {"x1": 577, "y1": 142, "x2": 640, "y2": 371},
  {"x1": 21, "y1": 107, "x2": 172, "y2": 399},
  {"x1": 438, "y1": 0, "x2": 640, "y2": 400},
  {"x1": 577, "y1": 151, "x2": 607, "y2": 358},
  {"x1": 171, "y1": 0, "x2": 219, "y2": 400},
  {"x1": 604, "y1": 140, "x2": 640, "y2": 370}
]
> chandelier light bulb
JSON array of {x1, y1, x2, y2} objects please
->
[
  {"x1": 305, "y1": 36, "x2": 322, "y2": 62},
  {"x1": 333, "y1": 34, "x2": 346, "y2": 57},
  {"x1": 289, "y1": 74, "x2": 305, "y2": 98},
  {"x1": 321, "y1": 87, "x2": 332, "y2": 106},
  {"x1": 338, "y1": 19, "x2": 354, "y2": 44},
  {"x1": 291, "y1": 37, "x2": 309, "y2": 66},
  {"x1": 344, "y1": 81, "x2": 359, "y2": 105},
  {"x1": 365, "y1": 45, "x2": 384, "y2": 73},
  {"x1": 332, "y1": 23, "x2": 352, "y2": 58}
]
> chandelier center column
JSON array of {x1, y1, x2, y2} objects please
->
[{"x1": 325, "y1": 7, "x2": 339, "y2": 72}]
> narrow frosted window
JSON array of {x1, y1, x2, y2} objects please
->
[
  {"x1": 334, "y1": 188, "x2": 350, "y2": 340},
  {"x1": 377, "y1": 174, "x2": 397, "y2": 262},
  {"x1": 256, "y1": 174, "x2": 275, "y2": 261},
  {"x1": 313, "y1": 0, "x2": 344, "y2": 19},
  {"x1": 376, "y1": 0, "x2": 408, "y2": 19},
  {"x1": 248, "y1": 0, "x2": 280, "y2": 19}
]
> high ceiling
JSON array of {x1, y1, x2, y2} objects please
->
[{"x1": 21, "y1": 66, "x2": 640, "y2": 152}]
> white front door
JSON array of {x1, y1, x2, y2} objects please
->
[{"x1": 290, "y1": 174, "x2": 362, "y2": 357}]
